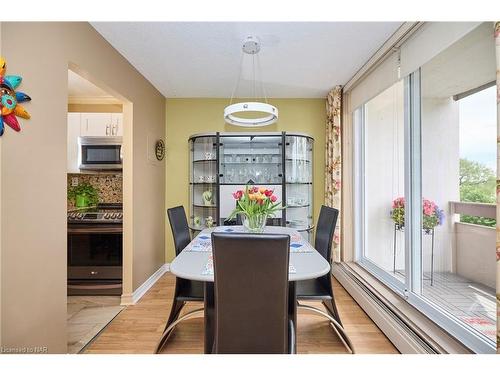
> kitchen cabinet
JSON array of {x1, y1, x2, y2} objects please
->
[
  {"x1": 67, "y1": 112, "x2": 123, "y2": 172},
  {"x1": 111, "y1": 113, "x2": 123, "y2": 136},
  {"x1": 189, "y1": 132, "x2": 314, "y2": 241}
]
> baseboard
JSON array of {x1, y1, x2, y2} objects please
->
[
  {"x1": 121, "y1": 263, "x2": 170, "y2": 306},
  {"x1": 332, "y1": 262, "x2": 471, "y2": 354}
]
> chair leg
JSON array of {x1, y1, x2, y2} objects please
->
[
  {"x1": 164, "y1": 299, "x2": 185, "y2": 333},
  {"x1": 322, "y1": 299, "x2": 343, "y2": 328},
  {"x1": 155, "y1": 307, "x2": 204, "y2": 353},
  {"x1": 297, "y1": 302, "x2": 355, "y2": 354}
]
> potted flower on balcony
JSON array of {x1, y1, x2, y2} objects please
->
[
  {"x1": 228, "y1": 186, "x2": 285, "y2": 233},
  {"x1": 390, "y1": 197, "x2": 445, "y2": 233}
]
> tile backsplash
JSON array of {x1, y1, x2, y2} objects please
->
[{"x1": 67, "y1": 173, "x2": 123, "y2": 209}]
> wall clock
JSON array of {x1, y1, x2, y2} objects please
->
[{"x1": 155, "y1": 139, "x2": 165, "y2": 161}]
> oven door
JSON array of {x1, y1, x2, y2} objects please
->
[{"x1": 68, "y1": 226, "x2": 123, "y2": 280}]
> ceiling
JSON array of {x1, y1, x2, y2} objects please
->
[
  {"x1": 421, "y1": 22, "x2": 495, "y2": 99},
  {"x1": 68, "y1": 70, "x2": 119, "y2": 103},
  {"x1": 91, "y1": 22, "x2": 403, "y2": 98}
]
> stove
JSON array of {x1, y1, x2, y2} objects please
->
[
  {"x1": 67, "y1": 203, "x2": 123, "y2": 224},
  {"x1": 67, "y1": 202, "x2": 123, "y2": 296}
]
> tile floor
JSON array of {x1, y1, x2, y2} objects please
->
[
  {"x1": 67, "y1": 296, "x2": 124, "y2": 354},
  {"x1": 395, "y1": 270, "x2": 496, "y2": 341}
]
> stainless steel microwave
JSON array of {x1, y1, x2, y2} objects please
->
[{"x1": 78, "y1": 136, "x2": 123, "y2": 171}]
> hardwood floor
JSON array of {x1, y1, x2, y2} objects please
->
[{"x1": 85, "y1": 272, "x2": 398, "y2": 354}]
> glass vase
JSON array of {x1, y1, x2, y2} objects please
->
[{"x1": 242, "y1": 213, "x2": 268, "y2": 233}]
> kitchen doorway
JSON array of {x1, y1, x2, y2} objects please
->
[{"x1": 66, "y1": 67, "x2": 129, "y2": 353}]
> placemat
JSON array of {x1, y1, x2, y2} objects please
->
[
  {"x1": 185, "y1": 228, "x2": 312, "y2": 253},
  {"x1": 201, "y1": 254, "x2": 296, "y2": 275}
]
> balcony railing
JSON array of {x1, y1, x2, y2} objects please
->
[
  {"x1": 449, "y1": 201, "x2": 496, "y2": 221},
  {"x1": 449, "y1": 201, "x2": 496, "y2": 289}
]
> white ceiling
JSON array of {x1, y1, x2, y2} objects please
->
[
  {"x1": 421, "y1": 22, "x2": 495, "y2": 99},
  {"x1": 68, "y1": 70, "x2": 111, "y2": 98},
  {"x1": 91, "y1": 22, "x2": 403, "y2": 98}
]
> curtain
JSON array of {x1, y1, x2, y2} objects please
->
[
  {"x1": 325, "y1": 86, "x2": 342, "y2": 262},
  {"x1": 495, "y1": 21, "x2": 500, "y2": 353}
]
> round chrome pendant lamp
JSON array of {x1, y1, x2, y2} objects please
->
[{"x1": 224, "y1": 36, "x2": 278, "y2": 127}]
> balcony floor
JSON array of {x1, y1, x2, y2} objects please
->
[{"x1": 395, "y1": 270, "x2": 496, "y2": 342}]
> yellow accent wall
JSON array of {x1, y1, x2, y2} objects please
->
[{"x1": 165, "y1": 98, "x2": 326, "y2": 261}]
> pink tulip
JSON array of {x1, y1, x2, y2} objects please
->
[{"x1": 271, "y1": 195, "x2": 277, "y2": 202}]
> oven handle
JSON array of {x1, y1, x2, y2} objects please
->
[
  {"x1": 67, "y1": 283, "x2": 122, "y2": 290},
  {"x1": 67, "y1": 226, "x2": 123, "y2": 234}
]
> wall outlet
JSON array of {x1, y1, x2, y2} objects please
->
[{"x1": 71, "y1": 177, "x2": 79, "y2": 187}]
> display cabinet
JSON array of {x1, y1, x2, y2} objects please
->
[{"x1": 188, "y1": 132, "x2": 314, "y2": 240}]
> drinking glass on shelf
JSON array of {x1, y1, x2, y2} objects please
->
[
  {"x1": 254, "y1": 168, "x2": 262, "y2": 183},
  {"x1": 262, "y1": 168, "x2": 270, "y2": 183},
  {"x1": 226, "y1": 168, "x2": 234, "y2": 183},
  {"x1": 238, "y1": 168, "x2": 247, "y2": 182}
]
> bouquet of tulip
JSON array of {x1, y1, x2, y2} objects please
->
[
  {"x1": 228, "y1": 186, "x2": 285, "y2": 232},
  {"x1": 391, "y1": 197, "x2": 444, "y2": 232}
]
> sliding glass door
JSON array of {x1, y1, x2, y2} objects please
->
[
  {"x1": 354, "y1": 23, "x2": 496, "y2": 353},
  {"x1": 354, "y1": 79, "x2": 407, "y2": 293}
]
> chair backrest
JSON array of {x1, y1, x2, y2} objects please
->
[
  {"x1": 211, "y1": 233, "x2": 290, "y2": 354},
  {"x1": 315, "y1": 205, "x2": 339, "y2": 262},
  {"x1": 167, "y1": 206, "x2": 191, "y2": 256}
]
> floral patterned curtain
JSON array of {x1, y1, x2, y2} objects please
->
[
  {"x1": 325, "y1": 86, "x2": 342, "y2": 262},
  {"x1": 495, "y1": 21, "x2": 500, "y2": 353}
]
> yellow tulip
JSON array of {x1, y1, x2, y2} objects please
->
[{"x1": 259, "y1": 187, "x2": 266, "y2": 194}]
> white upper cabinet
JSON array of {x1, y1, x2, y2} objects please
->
[
  {"x1": 111, "y1": 113, "x2": 123, "y2": 136},
  {"x1": 80, "y1": 113, "x2": 113, "y2": 136},
  {"x1": 67, "y1": 112, "x2": 123, "y2": 172}
]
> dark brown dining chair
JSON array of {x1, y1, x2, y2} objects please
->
[
  {"x1": 296, "y1": 205, "x2": 355, "y2": 353},
  {"x1": 211, "y1": 233, "x2": 295, "y2": 354},
  {"x1": 155, "y1": 206, "x2": 204, "y2": 353}
]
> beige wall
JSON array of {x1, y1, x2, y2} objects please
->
[
  {"x1": 0, "y1": 22, "x2": 165, "y2": 353},
  {"x1": 165, "y1": 98, "x2": 326, "y2": 262}
]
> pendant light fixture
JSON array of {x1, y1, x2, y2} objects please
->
[{"x1": 224, "y1": 36, "x2": 278, "y2": 127}]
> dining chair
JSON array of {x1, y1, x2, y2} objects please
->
[
  {"x1": 211, "y1": 233, "x2": 295, "y2": 354},
  {"x1": 296, "y1": 205, "x2": 355, "y2": 353},
  {"x1": 155, "y1": 206, "x2": 204, "y2": 353}
]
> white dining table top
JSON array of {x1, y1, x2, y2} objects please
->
[{"x1": 170, "y1": 226, "x2": 331, "y2": 282}]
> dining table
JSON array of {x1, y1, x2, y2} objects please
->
[{"x1": 168, "y1": 225, "x2": 331, "y2": 354}]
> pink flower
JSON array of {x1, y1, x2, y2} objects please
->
[
  {"x1": 392, "y1": 197, "x2": 405, "y2": 209},
  {"x1": 422, "y1": 199, "x2": 436, "y2": 216},
  {"x1": 270, "y1": 195, "x2": 277, "y2": 202},
  {"x1": 264, "y1": 189, "x2": 273, "y2": 197},
  {"x1": 232, "y1": 190, "x2": 243, "y2": 200}
]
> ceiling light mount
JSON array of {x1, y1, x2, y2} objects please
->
[
  {"x1": 242, "y1": 36, "x2": 261, "y2": 55},
  {"x1": 224, "y1": 36, "x2": 278, "y2": 127}
]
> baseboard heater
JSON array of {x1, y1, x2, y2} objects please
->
[{"x1": 332, "y1": 262, "x2": 471, "y2": 354}]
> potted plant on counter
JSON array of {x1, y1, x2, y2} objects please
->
[
  {"x1": 68, "y1": 182, "x2": 99, "y2": 208},
  {"x1": 227, "y1": 186, "x2": 284, "y2": 233}
]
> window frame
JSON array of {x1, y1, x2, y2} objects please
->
[{"x1": 353, "y1": 70, "x2": 496, "y2": 353}]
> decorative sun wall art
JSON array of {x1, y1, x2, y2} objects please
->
[{"x1": 0, "y1": 57, "x2": 31, "y2": 136}]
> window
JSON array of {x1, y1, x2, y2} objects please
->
[
  {"x1": 458, "y1": 86, "x2": 496, "y2": 227},
  {"x1": 354, "y1": 23, "x2": 496, "y2": 353},
  {"x1": 355, "y1": 80, "x2": 407, "y2": 291}
]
